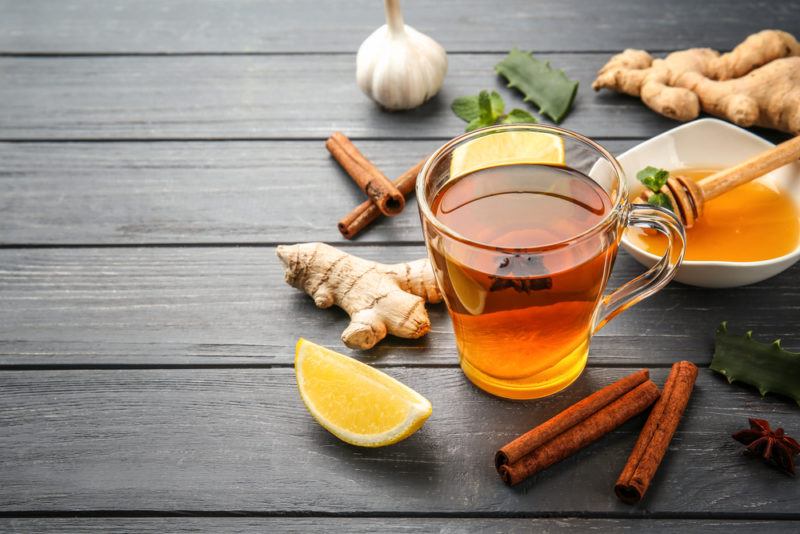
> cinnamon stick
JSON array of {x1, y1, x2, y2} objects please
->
[
  {"x1": 496, "y1": 369, "x2": 650, "y2": 469},
  {"x1": 498, "y1": 379, "x2": 661, "y2": 486},
  {"x1": 326, "y1": 132, "x2": 405, "y2": 216},
  {"x1": 615, "y1": 361, "x2": 698, "y2": 504},
  {"x1": 338, "y1": 157, "x2": 427, "y2": 239}
]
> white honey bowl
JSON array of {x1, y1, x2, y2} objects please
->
[{"x1": 616, "y1": 118, "x2": 800, "y2": 288}]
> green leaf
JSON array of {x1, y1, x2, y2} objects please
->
[
  {"x1": 451, "y1": 90, "x2": 520, "y2": 131},
  {"x1": 502, "y1": 108, "x2": 537, "y2": 124},
  {"x1": 495, "y1": 49, "x2": 579, "y2": 123},
  {"x1": 636, "y1": 166, "x2": 670, "y2": 192},
  {"x1": 647, "y1": 193, "x2": 673, "y2": 210},
  {"x1": 478, "y1": 90, "x2": 495, "y2": 124},
  {"x1": 489, "y1": 91, "x2": 505, "y2": 117},
  {"x1": 465, "y1": 117, "x2": 484, "y2": 132},
  {"x1": 711, "y1": 323, "x2": 800, "y2": 406},
  {"x1": 451, "y1": 96, "x2": 480, "y2": 122}
]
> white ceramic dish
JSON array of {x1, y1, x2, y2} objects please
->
[{"x1": 616, "y1": 118, "x2": 800, "y2": 288}]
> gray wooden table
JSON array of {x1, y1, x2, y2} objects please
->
[{"x1": 1, "y1": 1, "x2": 799, "y2": 532}]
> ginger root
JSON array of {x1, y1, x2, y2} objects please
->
[
  {"x1": 276, "y1": 242, "x2": 442, "y2": 350},
  {"x1": 592, "y1": 30, "x2": 800, "y2": 134}
]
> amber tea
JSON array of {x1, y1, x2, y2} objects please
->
[
  {"x1": 419, "y1": 126, "x2": 685, "y2": 400},
  {"x1": 429, "y1": 164, "x2": 616, "y2": 398}
]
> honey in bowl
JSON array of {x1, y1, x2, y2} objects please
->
[{"x1": 626, "y1": 168, "x2": 800, "y2": 262}]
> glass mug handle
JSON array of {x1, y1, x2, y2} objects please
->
[{"x1": 593, "y1": 204, "x2": 686, "y2": 332}]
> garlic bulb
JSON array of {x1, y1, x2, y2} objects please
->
[{"x1": 356, "y1": 0, "x2": 448, "y2": 111}]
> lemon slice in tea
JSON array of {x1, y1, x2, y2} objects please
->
[
  {"x1": 450, "y1": 130, "x2": 566, "y2": 179},
  {"x1": 445, "y1": 257, "x2": 486, "y2": 315},
  {"x1": 295, "y1": 338, "x2": 432, "y2": 447}
]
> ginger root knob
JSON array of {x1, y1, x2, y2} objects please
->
[
  {"x1": 593, "y1": 30, "x2": 800, "y2": 134},
  {"x1": 276, "y1": 242, "x2": 442, "y2": 350}
]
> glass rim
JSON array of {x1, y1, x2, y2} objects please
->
[{"x1": 416, "y1": 123, "x2": 628, "y2": 253}]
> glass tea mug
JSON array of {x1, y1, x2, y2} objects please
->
[{"x1": 416, "y1": 124, "x2": 685, "y2": 399}]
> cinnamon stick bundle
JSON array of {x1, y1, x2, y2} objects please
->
[
  {"x1": 496, "y1": 369, "x2": 650, "y2": 468},
  {"x1": 326, "y1": 132, "x2": 405, "y2": 216},
  {"x1": 338, "y1": 157, "x2": 427, "y2": 239},
  {"x1": 496, "y1": 370, "x2": 661, "y2": 486},
  {"x1": 615, "y1": 361, "x2": 698, "y2": 504}
]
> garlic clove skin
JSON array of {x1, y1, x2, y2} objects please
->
[{"x1": 356, "y1": 1, "x2": 447, "y2": 111}]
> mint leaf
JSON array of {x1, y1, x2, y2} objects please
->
[
  {"x1": 452, "y1": 91, "x2": 535, "y2": 131},
  {"x1": 465, "y1": 117, "x2": 484, "y2": 132},
  {"x1": 451, "y1": 96, "x2": 480, "y2": 122},
  {"x1": 490, "y1": 91, "x2": 505, "y2": 117},
  {"x1": 502, "y1": 108, "x2": 537, "y2": 124},
  {"x1": 478, "y1": 90, "x2": 495, "y2": 124},
  {"x1": 647, "y1": 192, "x2": 673, "y2": 210},
  {"x1": 636, "y1": 166, "x2": 670, "y2": 192},
  {"x1": 495, "y1": 49, "x2": 578, "y2": 123}
]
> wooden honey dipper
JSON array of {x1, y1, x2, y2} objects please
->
[{"x1": 636, "y1": 135, "x2": 800, "y2": 228}]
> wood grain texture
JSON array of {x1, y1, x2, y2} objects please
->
[
  {"x1": 1, "y1": 246, "x2": 798, "y2": 367},
  {"x1": 0, "y1": 140, "x2": 439, "y2": 245},
  {"x1": 0, "y1": 140, "x2": 637, "y2": 245},
  {"x1": 2, "y1": 1, "x2": 799, "y2": 525},
  {"x1": 3, "y1": 518, "x2": 800, "y2": 533},
  {"x1": 1, "y1": 367, "x2": 799, "y2": 513},
  {"x1": 0, "y1": 0, "x2": 798, "y2": 54},
  {"x1": 0, "y1": 54, "x2": 684, "y2": 140}
]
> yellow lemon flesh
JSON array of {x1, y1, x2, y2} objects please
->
[
  {"x1": 295, "y1": 339, "x2": 432, "y2": 447},
  {"x1": 445, "y1": 257, "x2": 486, "y2": 315},
  {"x1": 450, "y1": 130, "x2": 566, "y2": 180}
]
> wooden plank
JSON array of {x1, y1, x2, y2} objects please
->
[
  {"x1": 0, "y1": 54, "x2": 685, "y2": 140},
  {"x1": 1, "y1": 367, "x2": 798, "y2": 513},
  {"x1": 1, "y1": 0, "x2": 798, "y2": 54},
  {"x1": 1, "y1": 246, "x2": 797, "y2": 366},
  {"x1": 0, "y1": 140, "x2": 439, "y2": 245},
  {"x1": 2, "y1": 518, "x2": 800, "y2": 533},
  {"x1": 0, "y1": 140, "x2": 639, "y2": 245}
]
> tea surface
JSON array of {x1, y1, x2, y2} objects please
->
[{"x1": 433, "y1": 164, "x2": 610, "y2": 248}]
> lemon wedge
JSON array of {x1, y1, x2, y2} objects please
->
[
  {"x1": 445, "y1": 258, "x2": 486, "y2": 315},
  {"x1": 450, "y1": 130, "x2": 566, "y2": 179},
  {"x1": 295, "y1": 339, "x2": 432, "y2": 447}
]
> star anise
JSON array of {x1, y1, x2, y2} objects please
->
[
  {"x1": 489, "y1": 254, "x2": 552, "y2": 293},
  {"x1": 489, "y1": 276, "x2": 552, "y2": 293},
  {"x1": 732, "y1": 418, "x2": 800, "y2": 476}
]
